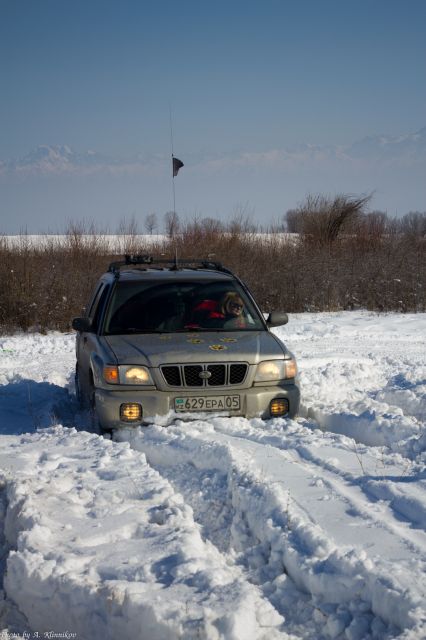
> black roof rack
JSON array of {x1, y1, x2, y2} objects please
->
[{"x1": 108, "y1": 255, "x2": 234, "y2": 277}]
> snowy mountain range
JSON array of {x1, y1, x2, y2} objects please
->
[
  {"x1": 1, "y1": 127, "x2": 425, "y2": 177},
  {"x1": 0, "y1": 145, "x2": 122, "y2": 176},
  {"x1": 348, "y1": 126, "x2": 426, "y2": 160},
  {"x1": 1, "y1": 127, "x2": 424, "y2": 232}
]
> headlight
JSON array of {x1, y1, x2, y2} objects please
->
[
  {"x1": 102, "y1": 365, "x2": 153, "y2": 385},
  {"x1": 119, "y1": 365, "x2": 153, "y2": 385},
  {"x1": 254, "y1": 359, "x2": 297, "y2": 382}
]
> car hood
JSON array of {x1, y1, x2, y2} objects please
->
[{"x1": 103, "y1": 331, "x2": 288, "y2": 367}]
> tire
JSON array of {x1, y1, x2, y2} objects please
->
[
  {"x1": 75, "y1": 366, "x2": 83, "y2": 406},
  {"x1": 89, "y1": 381, "x2": 101, "y2": 434},
  {"x1": 89, "y1": 381, "x2": 112, "y2": 437}
]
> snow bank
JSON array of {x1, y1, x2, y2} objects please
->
[
  {"x1": 0, "y1": 311, "x2": 425, "y2": 638},
  {"x1": 0, "y1": 428, "x2": 285, "y2": 639},
  {"x1": 123, "y1": 419, "x2": 426, "y2": 639},
  {"x1": 279, "y1": 312, "x2": 426, "y2": 459}
]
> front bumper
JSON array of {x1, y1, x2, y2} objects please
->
[{"x1": 94, "y1": 382, "x2": 300, "y2": 430}]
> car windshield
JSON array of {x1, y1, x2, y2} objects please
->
[{"x1": 103, "y1": 279, "x2": 265, "y2": 334}]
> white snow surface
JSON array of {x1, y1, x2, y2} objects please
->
[{"x1": 0, "y1": 311, "x2": 425, "y2": 639}]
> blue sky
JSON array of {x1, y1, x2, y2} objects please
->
[{"x1": 1, "y1": 0, "x2": 425, "y2": 232}]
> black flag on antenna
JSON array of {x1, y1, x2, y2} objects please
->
[{"x1": 172, "y1": 156, "x2": 184, "y2": 177}]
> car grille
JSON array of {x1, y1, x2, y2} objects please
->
[{"x1": 161, "y1": 363, "x2": 248, "y2": 387}]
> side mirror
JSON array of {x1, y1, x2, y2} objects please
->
[
  {"x1": 266, "y1": 312, "x2": 288, "y2": 327},
  {"x1": 72, "y1": 317, "x2": 93, "y2": 332}
]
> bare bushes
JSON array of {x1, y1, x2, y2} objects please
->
[
  {"x1": 280, "y1": 197, "x2": 425, "y2": 313},
  {"x1": 171, "y1": 201, "x2": 425, "y2": 314},
  {"x1": 286, "y1": 193, "x2": 371, "y2": 245},
  {"x1": 0, "y1": 225, "x2": 165, "y2": 333},
  {"x1": 0, "y1": 200, "x2": 425, "y2": 333},
  {"x1": 0, "y1": 232, "x2": 103, "y2": 332}
]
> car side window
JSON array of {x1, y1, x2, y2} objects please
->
[
  {"x1": 86, "y1": 284, "x2": 103, "y2": 318},
  {"x1": 90, "y1": 284, "x2": 110, "y2": 332}
]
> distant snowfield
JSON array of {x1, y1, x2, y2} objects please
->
[
  {"x1": 0, "y1": 312, "x2": 425, "y2": 639},
  {"x1": 2, "y1": 233, "x2": 296, "y2": 249},
  {"x1": 1, "y1": 233, "x2": 167, "y2": 249}
]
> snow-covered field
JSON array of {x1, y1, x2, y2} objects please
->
[
  {"x1": 0, "y1": 312, "x2": 425, "y2": 639},
  {"x1": 2, "y1": 233, "x2": 295, "y2": 249}
]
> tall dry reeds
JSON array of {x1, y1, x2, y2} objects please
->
[{"x1": 0, "y1": 201, "x2": 425, "y2": 333}]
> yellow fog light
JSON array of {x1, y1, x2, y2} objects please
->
[
  {"x1": 120, "y1": 403, "x2": 142, "y2": 422},
  {"x1": 270, "y1": 398, "x2": 289, "y2": 417}
]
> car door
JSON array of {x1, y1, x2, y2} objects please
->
[{"x1": 77, "y1": 282, "x2": 111, "y2": 398}]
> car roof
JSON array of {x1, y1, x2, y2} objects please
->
[{"x1": 102, "y1": 268, "x2": 235, "y2": 283}]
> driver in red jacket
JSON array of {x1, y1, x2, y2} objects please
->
[{"x1": 194, "y1": 291, "x2": 246, "y2": 329}]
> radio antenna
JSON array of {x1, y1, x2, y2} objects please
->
[
  {"x1": 169, "y1": 104, "x2": 184, "y2": 223},
  {"x1": 169, "y1": 105, "x2": 176, "y2": 217}
]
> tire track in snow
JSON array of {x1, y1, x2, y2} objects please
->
[
  {"x1": 204, "y1": 422, "x2": 426, "y2": 638},
  {"x1": 122, "y1": 423, "x2": 423, "y2": 639},
  {"x1": 213, "y1": 417, "x2": 426, "y2": 552},
  {"x1": 1, "y1": 428, "x2": 289, "y2": 640},
  {"x1": 0, "y1": 476, "x2": 32, "y2": 634},
  {"x1": 293, "y1": 427, "x2": 426, "y2": 540},
  {"x1": 299, "y1": 417, "x2": 426, "y2": 537},
  {"x1": 121, "y1": 428, "x2": 325, "y2": 639}
]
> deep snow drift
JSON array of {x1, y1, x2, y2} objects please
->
[{"x1": 0, "y1": 312, "x2": 425, "y2": 639}]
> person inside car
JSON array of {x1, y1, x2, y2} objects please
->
[
  {"x1": 221, "y1": 292, "x2": 245, "y2": 326},
  {"x1": 187, "y1": 291, "x2": 247, "y2": 329},
  {"x1": 203, "y1": 291, "x2": 246, "y2": 328}
]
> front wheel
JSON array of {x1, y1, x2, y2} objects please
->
[
  {"x1": 75, "y1": 366, "x2": 83, "y2": 406},
  {"x1": 89, "y1": 383, "x2": 101, "y2": 434},
  {"x1": 89, "y1": 383, "x2": 112, "y2": 437},
  {"x1": 75, "y1": 365, "x2": 92, "y2": 409}
]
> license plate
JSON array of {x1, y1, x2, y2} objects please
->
[{"x1": 174, "y1": 395, "x2": 240, "y2": 412}]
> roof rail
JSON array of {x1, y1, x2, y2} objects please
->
[{"x1": 107, "y1": 255, "x2": 234, "y2": 276}]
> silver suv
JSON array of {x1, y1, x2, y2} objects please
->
[{"x1": 72, "y1": 256, "x2": 300, "y2": 432}]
